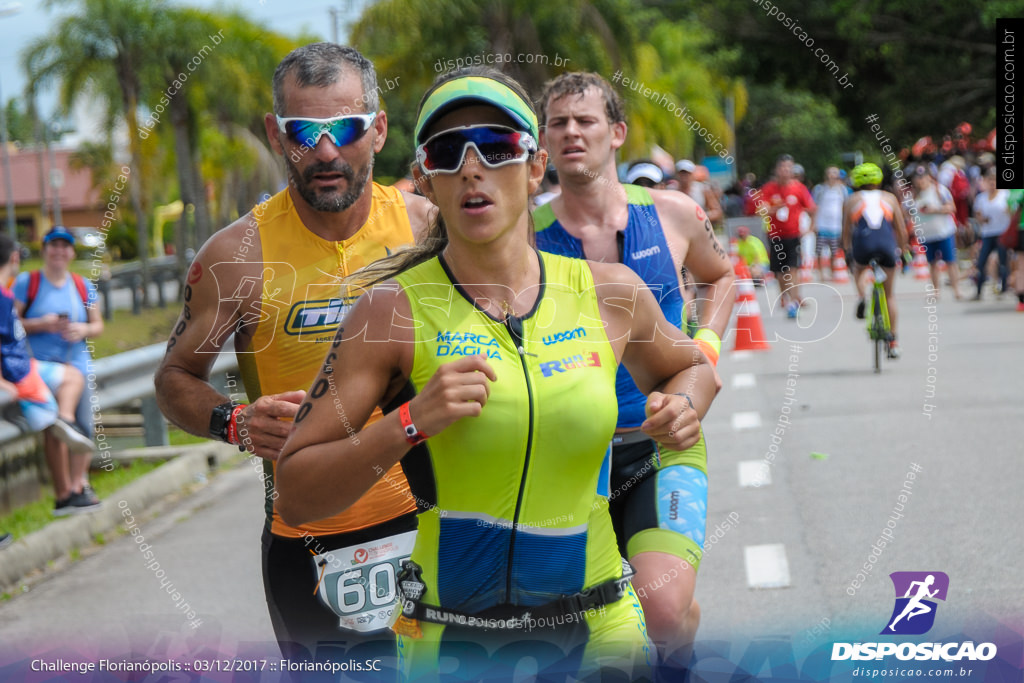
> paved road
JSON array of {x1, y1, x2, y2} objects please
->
[
  {"x1": 692, "y1": 274, "x2": 1022, "y2": 675},
  {"x1": 0, "y1": 459, "x2": 276, "y2": 666},
  {"x1": 0, "y1": 271, "x2": 1019, "y2": 680}
]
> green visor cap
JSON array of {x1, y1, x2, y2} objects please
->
[{"x1": 415, "y1": 76, "x2": 539, "y2": 144}]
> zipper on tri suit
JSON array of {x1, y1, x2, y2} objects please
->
[
  {"x1": 503, "y1": 313, "x2": 535, "y2": 604},
  {"x1": 336, "y1": 242, "x2": 348, "y2": 274}
]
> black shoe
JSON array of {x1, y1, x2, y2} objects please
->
[
  {"x1": 54, "y1": 490, "x2": 102, "y2": 516},
  {"x1": 79, "y1": 484, "x2": 100, "y2": 506},
  {"x1": 856, "y1": 299, "x2": 865, "y2": 319},
  {"x1": 0, "y1": 533, "x2": 12, "y2": 549}
]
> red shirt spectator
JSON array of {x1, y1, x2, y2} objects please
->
[{"x1": 760, "y1": 159, "x2": 816, "y2": 239}]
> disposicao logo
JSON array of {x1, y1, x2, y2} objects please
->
[
  {"x1": 832, "y1": 571, "x2": 997, "y2": 662},
  {"x1": 882, "y1": 571, "x2": 948, "y2": 635}
]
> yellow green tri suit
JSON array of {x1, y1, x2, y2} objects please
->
[{"x1": 390, "y1": 251, "x2": 651, "y2": 681}]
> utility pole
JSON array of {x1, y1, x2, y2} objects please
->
[
  {"x1": 329, "y1": 6, "x2": 339, "y2": 43},
  {"x1": 0, "y1": 77, "x2": 16, "y2": 240},
  {"x1": 0, "y1": 2, "x2": 22, "y2": 239},
  {"x1": 46, "y1": 121, "x2": 63, "y2": 226},
  {"x1": 330, "y1": 0, "x2": 368, "y2": 45}
]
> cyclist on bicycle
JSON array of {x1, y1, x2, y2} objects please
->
[{"x1": 842, "y1": 163, "x2": 909, "y2": 357}]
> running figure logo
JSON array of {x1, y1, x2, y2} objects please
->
[{"x1": 881, "y1": 571, "x2": 949, "y2": 635}]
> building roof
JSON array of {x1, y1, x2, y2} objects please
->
[{"x1": 0, "y1": 145, "x2": 100, "y2": 211}]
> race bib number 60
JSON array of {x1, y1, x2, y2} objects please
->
[{"x1": 312, "y1": 530, "x2": 417, "y2": 633}]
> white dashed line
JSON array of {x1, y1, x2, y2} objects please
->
[
  {"x1": 731, "y1": 373, "x2": 756, "y2": 389},
  {"x1": 744, "y1": 544, "x2": 791, "y2": 588},
  {"x1": 731, "y1": 350, "x2": 754, "y2": 361},
  {"x1": 731, "y1": 411, "x2": 762, "y2": 431},
  {"x1": 738, "y1": 460, "x2": 772, "y2": 488}
]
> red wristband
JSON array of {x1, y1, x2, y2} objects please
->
[
  {"x1": 226, "y1": 404, "x2": 247, "y2": 446},
  {"x1": 399, "y1": 402, "x2": 428, "y2": 446}
]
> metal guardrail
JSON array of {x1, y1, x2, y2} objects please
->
[
  {"x1": 97, "y1": 255, "x2": 186, "y2": 318},
  {"x1": 0, "y1": 340, "x2": 239, "y2": 451}
]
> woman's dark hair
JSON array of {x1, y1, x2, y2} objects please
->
[{"x1": 350, "y1": 66, "x2": 538, "y2": 288}]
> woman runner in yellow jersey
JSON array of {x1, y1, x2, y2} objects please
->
[{"x1": 276, "y1": 67, "x2": 720, "y2": 682}]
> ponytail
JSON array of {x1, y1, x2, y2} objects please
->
[{"x1": 347, "y1": 212, "x2": 449, "y2": 288}]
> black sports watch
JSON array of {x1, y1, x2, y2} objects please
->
[{"x1": 209, "y1": 401, "x2": 240, "y2": 442}]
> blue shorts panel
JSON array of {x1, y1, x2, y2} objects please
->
[
  {"x1": 924, "y1": 236, "x2": 956, "y2": 264},
  {"x1": 16, "y1": 360, "x2": 60, "y2": 432},
  {"x1": 852, "y1": 226, "x2": 899, "y2": 268}
]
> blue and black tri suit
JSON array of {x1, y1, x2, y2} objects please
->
[{"x1": 534, "y1": 184, "x2": 708, "y2": 570}]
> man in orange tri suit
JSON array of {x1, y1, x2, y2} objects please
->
[{"x1": 154, "y1": 43, "x2": 433, "y2": 664}]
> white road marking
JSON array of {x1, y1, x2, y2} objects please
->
[
  {"x1": 731, "y1": 350, "x2": 754, "y2": 361},
  {"x1": 738, "y1": 460, "x2": 772, "y2": 488},
  {"x1": 744, "y1": 544, "x2": 791, "y2": 588},
  {"x1": 732, "y1": 373, "x2": 756, "y2": 389},
  {"x1": 731, "y1": 411, "x2": 762, "y2": 431}
]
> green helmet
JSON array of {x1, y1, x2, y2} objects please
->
[{"x1": 851, "y1": 162, "x2": 883, "y2": 188}]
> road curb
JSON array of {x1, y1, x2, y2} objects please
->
[{"x1": 0, "y1": 442, "x2": 239, "y2": 592}]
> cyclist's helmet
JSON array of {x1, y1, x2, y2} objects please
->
[{"x1": 851, "y1": 163, "x2": 883, "y2": 188}]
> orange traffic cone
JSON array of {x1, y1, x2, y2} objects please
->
[
  {"x1": 732, "y1": 261, "x2": 770, "y2": 351},
  {"x1": 913, "y1": 245, "x2": 930, "y2": 280},
  {"x1": 799, "y1": 261, "x2": 813, "y2": 283},
  {"x1": 832, "y1": 249, "x2": 850, "y2": 284}
]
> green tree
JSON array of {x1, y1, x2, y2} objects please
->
[
  {"x1": 147, "y1": 7, "x2": 299, "y2": 255},
  {"x1": 24, "y1": 0, "x2": 165, "y2": 304},
  {"x1": 615, "y1": 19, "x2": 747, "y2": 163},
  {"x1": 736, "y1": 82, "x2": 853, "y2": 180},
  {"x1": 351, "y1": 0, "x2": 640, "y2": 178},
  {"x1": 2, "y1": 97, "x2": 40, "y2": 143},
  {"x1": 352, "y1": 2, "x2": 745, "y2": 176},
  {"x1": 674, "y1": 0, "x2": 1000, "y2": 146}
]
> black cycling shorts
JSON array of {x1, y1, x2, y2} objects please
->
[
  {"x1": 852, "y1": 226, "x2": 898, "y2": 268},
  {"x1": 768, "y1": 236, "x2": 801, "y2": 273},
  {"x1": 261, "y1": 512, "x2": 417, "y2": 670},
  {"x1": 607, "y1": 439, "x2": 661, "y2": 559}
]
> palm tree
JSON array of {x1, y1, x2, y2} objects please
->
[
  {"x1": 148, "y1": 7, "x2": 296, "y2": 255},
  {"x1": 619, "y1": 20, "x2": 747, "y2": 162},
  {"x1": 351, "y1": 0, "x2": 639, "y2": 177},
  {"x1": 24, "y1": 0, "x2": 166, "y2": 305},
  {"x1": 350, "y1": 1, "x2": 744, "y2": 176}
]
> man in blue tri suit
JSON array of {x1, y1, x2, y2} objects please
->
[{"x1": 534, "y1": 71, "x2": 734, "y2": 676}]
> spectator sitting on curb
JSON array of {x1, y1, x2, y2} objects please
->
[
  {"x1": 735, "y1": 225, "x2": 770, "y2": 284},
  {"x1": 13, "y1": 227, "x2": 104, "y2": 515},
  {"x1": 0, "y1": 234, "x2": 97, "y2": 516}
]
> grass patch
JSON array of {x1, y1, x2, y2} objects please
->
[
  {"x1": 19, "y1": 257, "x2": 96, "y2": 279},
  {"x1": 168, "y1": 427, "x2": 208, "y2": 448},
  {"x1": 89, "y1": 307, "x2": 181, "y2": 359},
  {"x1": 0, "y1": 459, "x2": 165, "y2": 542}
]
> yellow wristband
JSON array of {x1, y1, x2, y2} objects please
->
[{"x1": 694, "y1": 328, "x2": 721, "y2": 354}]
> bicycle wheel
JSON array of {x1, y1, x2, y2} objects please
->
[{"x1": 872, "y1": 289, "x2": 884, "y2": 373}]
